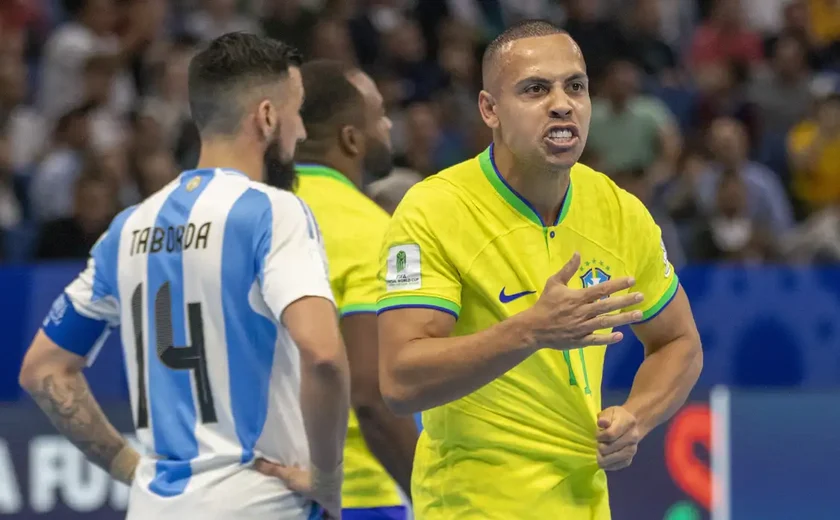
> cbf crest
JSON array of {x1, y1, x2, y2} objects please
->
[{"x1": 579, "y1": 259, "x2": 611, "y2": 298}]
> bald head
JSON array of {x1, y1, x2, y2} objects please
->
[{"x1": 482, "y1": 19, "x2": 567, "y2": 93}]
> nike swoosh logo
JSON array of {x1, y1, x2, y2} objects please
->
[{"x1": 499, "y1": 287, "x2": 536, "y2": 303}]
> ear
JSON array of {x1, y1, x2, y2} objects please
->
[
  {"x1": 256, "y1": 99, "x2": 277, "y2": 141},
  {"x1": 338, "y1": 125, "x2": 363, "y2": 157},
  {"x1": 478, "y1": 90, "x2": 499, "y2": 130}
]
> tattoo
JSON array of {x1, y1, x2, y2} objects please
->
[{"x1": 29, "y1": 373, "x2": 127, "y2": 473}]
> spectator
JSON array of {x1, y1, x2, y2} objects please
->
[
  {"x1": 28, "y1": 103, "x2": 94, "y2": 222},
  {"x1": 260, "y1": 0, "x2": 318, "y2": 56},
  {"x1": 395, "y1": 102, "x2": 445, "y2": 176},
  {"x1": 787, "y1": 73, "x2": 840, "y2": 214},
  {"x1": 309, "y1": 16, "x2": 359, "y2": 66},
  {"x1": 140, "y1": 42, "x2": 194, "y2": 151},
  {"x1": 381, "y1": 18, "x2": 447, "y2": 102},
  {"x1": 765, "y1": 0, "x2": 824, "y2": 67},
  {"x1": 748, "y1": 34, "x2": 814, "y2": 139},
  {"x1": 0, "y1": 55, "x2": 45, "y2": 171},
  {"x1": 186, "y1": 0, "x2": 261, "y2": 42},
  {"x1": 0, "y1": 127, "x2": 23, "y2": 254},
  {"x1": 563, "y1": 0, "x2": 627, "y2": 81},
  {"x1": 587, "y1": 60, "x2": 682, "y2": 182},
  {"x1": 35, "y1": 173, "x2": 116, "y2": 260},
  {"x1": 38, "y1": 0, "x2": 147, "y2": 121},
  {"x1": 692, "y1": 172, "x2": 777, "y2": 262},
  {"x1": 81, "y1": 54, "x2": 127, "y2": 153},
  {"x1": 623, "y1": 0, "x2": 680, "y2": 85},
  {"x1": 692, "y1": 59, "x2": 758, "y2": 144},
  {"x1": 688, "y1": 0, "x2": 764, "y2": 72},
  {"x1": 696, "y1": 117, "x2": 794, "y2": 236}
]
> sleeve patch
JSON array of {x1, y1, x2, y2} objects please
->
[
  {"x1": 385, "y1": 244, "x2": 421, "y2": 291},
  {"x1": 661, "y1": 238, "x2": 672, "y2": 278}
]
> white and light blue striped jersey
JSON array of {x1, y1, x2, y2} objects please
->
[{"x1": 41, "y1": 168, "x2": 334, "y2": 520}]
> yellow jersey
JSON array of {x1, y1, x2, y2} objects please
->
[
  {"x1": 295, "y1": 164, "x2": 403, "y2": 509},
  {"x1": 787, "y1": 120, "x2": 840, "y2": 209},
  {"x1": 377, "y1": 146, "x2": 678, "y2": 519}
]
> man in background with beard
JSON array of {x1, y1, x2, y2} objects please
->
[
  {"x1": 19, "y1": 33, "x2": 350, "y2": 520},
  {"x1": 270, "y1": 59, "x2": 419, "y2": 520}
]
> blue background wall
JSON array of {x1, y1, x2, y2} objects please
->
[{"x1": 3, "y1": 262, "x2": 840, "y2": 402}]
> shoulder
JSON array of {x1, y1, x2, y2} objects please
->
[
  {"x1": 397, "y1": 158, "x2": 483, "y2": 215},
  {"x1": 570, "y1": 163, "x2": 651, "y2": 227}
]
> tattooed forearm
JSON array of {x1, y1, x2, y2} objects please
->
[{"x1": 28, "y1": 372, "x2": 129, "y2": 475}]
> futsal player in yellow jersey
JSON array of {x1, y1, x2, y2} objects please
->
[
  {"x1": 377, "y1": 21, "x2": 703, "y2": 519},
  {"x1": 292, "y1": 60, "x2": 417, "y2": 520}
]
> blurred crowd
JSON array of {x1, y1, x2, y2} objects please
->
[{"x1": 0, "y1": 0, "x2": 838, "y2": 265}]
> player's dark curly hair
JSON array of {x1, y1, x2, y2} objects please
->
[{"x1": 188, "y1": 32, "x2": 302, "y2": 135}]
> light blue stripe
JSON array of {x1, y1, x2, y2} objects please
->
[
  {"x1": 295, "y1": 197, "x2": 315, "y2": 239},
  {"x1": 147, "y1": 170, "x2": 213, "y2": 497},
  {"x1": 91, "y1": 205, "x2": 137, "y2": 303},
  {"x1": 222, "y1": 189, "x2": 277, "y2": 464}
]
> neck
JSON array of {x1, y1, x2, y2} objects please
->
[
  {"x1": 296, "y1": 146, "x2": 362, "y2": 188},
  {"x1": 493, "y1": 142, "x2": 570, "y2": 225},
  {"x1": 196, "y1": 135, "x2": 264, "y2": 182}
]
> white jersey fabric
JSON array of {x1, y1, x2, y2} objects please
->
[{"x1": 41, "y1": 168, "x2": 333, "y2": 520}]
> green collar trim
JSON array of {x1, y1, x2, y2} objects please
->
[
  {"x1": 477, "y1": 145, "x2": 572, "y2": 227},
  {"x1": 295, "y1": 163, "x2": 357, "y2": 190}
]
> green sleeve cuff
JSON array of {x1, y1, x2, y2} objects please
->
[
  {"x1": 377, "y1": 295, "x2": 460, "y2": 319},
  {"x1": 639, "y1": 275, "x2": 679, "y2": 322}
]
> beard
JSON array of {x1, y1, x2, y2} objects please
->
[
  {"x1": 263, "y1": 127, "x2": 298, "y2": 191},
  {"x1": 363, "y1": 136, "x2": 393, "y2": 180}
]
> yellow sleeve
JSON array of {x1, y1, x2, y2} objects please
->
[
  {"x1": 620, "y1": 192, "x2": 679, "y2": 322},
  {"x1": 338, "y1": 220, "x2": 387, "y2": 317},
  {"x1": 377, "y1": 184, "x2": 462, "y2": 318}
]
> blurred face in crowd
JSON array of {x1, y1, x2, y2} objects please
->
[
  {"x1": 385, "y1": 21, "x2": 425, "y2": 64},
  {"x1": 716, "y1": 174, "x2": 748, "y2": 218},
  {"x1": 83, "y1": 57, "x2": 116, "y2": 106},
  {"x1": 712, "y1": 0, "x2": 743, "y2": 28},
  {"x1": 63, "y1": 113, "x2": 92, "y2": 150},
  {"x1": 711, "y1": 174, "x2": 752, "y2": 253},
  {"x1": 633, "y1": 0, "x2": 662, "y2": 35},
  {"x1": 81, "y1": 0, "x2": 117, "y2": 36},
  {"x1": 347, "y1": 70, "x2": 393, "y2": 179},
  {"x1": 773, "y1": 36, "x2": 807, "y2": 79},
  {"x1": 405, "y1": 102, "x2": 439, "y2": 149},
  {"x1": 310, "y1": 19, "x2": 356, "y2": 65},
  {"x1": 0, "y1": 56, "x2": 26, "y2": 107},
  {"x1": 440, "y1": 42, "x2": 476, "y2": 84},
  {"x1": 783, "y1": 0, "x2": 809, "y2": 32},
  {"x1": 263, "y1": 66, "x2": 306, "y2": 190},
  {"x1": 708, "y1": 118, "x2": 748, "y2": 167},
  {"x1": 75, "y1": 178, "x2": 117, "y2": 233},
  {"x1": 604, "y1": 61, "x2": 640, "y2": 105},
  {"x1": 479, "y1": 33, "x2": 591, "y2": 171}
]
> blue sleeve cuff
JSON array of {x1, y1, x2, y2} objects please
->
[{"x1": 42, "y1": 293, "x2": 110, "y2": 357}]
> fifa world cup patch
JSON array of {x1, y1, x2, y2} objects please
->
[
  {"x1": 660, "y1": 238, "x2": 672, "y2": 278},
  {"x1": 386, "y1": 244, "x2": 421, "y2": 291}
]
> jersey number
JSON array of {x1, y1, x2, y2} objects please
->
[
  {"x1": 563, "y1": 349, "x2": 591, "y2": 395},
  {"x1": 132, "y1": 282, "x2": 217, "y2": 428}
]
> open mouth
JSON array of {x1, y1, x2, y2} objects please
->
[{"x1": 543, "y1": 126, "x2": 579, "y2": 150}]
